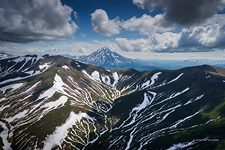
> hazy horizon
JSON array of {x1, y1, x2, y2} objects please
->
[{"x1": 0, "y1": 0, "x2": 225, "y2": 60}]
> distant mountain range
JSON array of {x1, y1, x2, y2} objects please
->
[
  {"x1": 0, "y1": 52, "x2": 14, "y2": 60},
  {"x1": 63, "y1": 47, "x2": 225, "y2": 71},
  {"x1": 1, "y1": 49, "x2": 224, "y2": 71},
  {"x1": 136, "y1": 59, "x2": 225, "y2": 70},
  {"x1": 0, "y1": 54, "x2": 225, "y2": 149},
  {"x1": 63, "y1": 47, "x2": 162, "y2": 71},
  {"x1": 180, "y1": 59, "x2": 225, "y2": 69}
]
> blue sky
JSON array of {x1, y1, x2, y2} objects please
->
[{"x1": 0, "y1": 0, "x2": 225, "y2": 60}]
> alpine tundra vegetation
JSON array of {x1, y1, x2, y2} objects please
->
[
  {"x1": 0, "y1": 55, "x2": 225, "y2": 149},
  {"x1": 1, "y1": 0, "x2": 225, "y2": 149}
]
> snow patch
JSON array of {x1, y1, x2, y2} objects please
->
[
  {"x1": 39, "y1": 62, "x2": 53, "y2": 71},
  {"x1": 6, "y1": 110, "x2": 28, "y2": 122},
  {"x1": 125, "y1": 128, "x2": 136, "y2": 150},
  {"x1": 42, "y1": 96, "x2": 67, "y2": 110},
  {"x1": 0, "y1": 98, "x2": 6, "y2": 103},
  {"x1": 151, "y1": 72, "x2": 161, "y2": 84},
  {"x1": 133, "y1": 93, "x2": 151, "y2": 112},
  {"x1": 75, "y1": 62, "x2": 81, "y2": 67},
  {"x1": 141, "y1": 72, "x2": 161, "y2": 88},
  {"x1": 123, "y1": 92, "x2": 155, "y2": 128},
  {"x1": 26, "y1": 81, "x2": 41, "y2": 93},
  {"x1": 206, "y1": 75, "x2": 210, "y2": 78},
  {"x1": 167, "y1": 73, "x2": 183, "y2": 84},
  {"x1": 13, "y1": 56, "x2": 26, "y2": 63},
  {"x1": 0, "y1": 122, "x2": 12, "y2": 150},
  {"x1": 170, "y1": 110, "x2": 201, "y2": 128},
  {"x1": 24, "y1": 70, "x2": 34, "y2": 75},
  {"x1": 166, "y1": 141, "x2": 196, "y2": 150},
  {"x1": 153, "y1": 88, "x2": 190, "y2": 106},
  {"x1": 0, "y1": 104, "x2": 10, "y2": 112},
  {"x1": 91, "y1": 71, "x2": 101, "y2": 81},
  {"x1": 37, "y1": 74, "x2": 65, "y2": 101},
  {"x1": 62, "y1": 65, "x2": 69, "y2": 70},
  {"x1": 0, "y1": 70, "x2": 41, "y2": 85},
  {"x1": 184, "y1": 94, "x2": 204, "y2": 105},
  {"x1": 82, "y1": 70, "x2": 91, "y2": 78},
  {"x1": 43, "y1": 111, "x2": 93, "y2": 150},
  {"x1": 39, "y1": 96, "x2": 68, "y2": 119},
  {"x1": 112, "y1": 72, "x2": 119, "y2": 86},
  {"x1": 141, "y1": 80, "x2": 150, "y2": 89},
  {"x1": 0, "y1": 83, "x2": 23, "y2": 93},
  {"x1": 101, "y1": 75, "x2": 110, "y2": 85}
]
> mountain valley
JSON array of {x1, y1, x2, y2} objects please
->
[{"x1": 0, "y1": 55, "x2": 225, "y2": 149}]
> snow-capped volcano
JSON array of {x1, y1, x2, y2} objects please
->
[
  {"x1": 64, "y1": 47, "x2": 161, "y2": 70},
  {"x1": 82, "y1": 47, "x2": 134, "y2": 66},
  {"x1": 72, "y1": 47, "x2": 135, "y2": 66}
]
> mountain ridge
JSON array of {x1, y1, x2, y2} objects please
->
[{"x1": 0, "y1": 55, "x2": 225, "y2": 149}]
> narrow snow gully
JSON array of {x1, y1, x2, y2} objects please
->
[{"x1": 105, "y1": 85, "x2": 210, "y2": 150}]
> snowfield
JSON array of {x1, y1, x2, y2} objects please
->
[
  {"x1": 37, "y1": 74, "x2": 66, "y2": 101},
  {"x1": 43, "y1": 111, "x2": 93, "y2": 150},
  {"x1": 0, "y1": 83, "x2": 23, "y2": 93}
]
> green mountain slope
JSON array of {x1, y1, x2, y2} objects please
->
[
  {"x1": 0, "y1": 55, "x2": 225, "y2": 150},
  {"x1": 87, "y1": 65, "x2": 225, "y2": 150}
]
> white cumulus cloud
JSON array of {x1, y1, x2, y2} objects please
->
[
  {"x1": 116, "y1": 32, "x2": 180, "y2": 52},
  {"x1": 116, "y1": 22, "x2": 225, "y2": 52},
  {"x1": 73, "y1": 11, "x2": 78, "y2": 19},
  {"x1": 0, "y1": 0, "x2": 78, "y2": 44},
  {"x1": 122, "y1": 14, "x2": 175, "y2": 35},
  {"x1": 178, "y1": 24, "x2": 225, "y2": 49},
  {"x1": 132, "y1": 0, "x2": 225, "y2": 26},
  {"x1": 91, "y1": 9, "x2": 175, "y2": 36},
  {"x1": 91, "y1": 9, "x2": 121, "y2": 37}
]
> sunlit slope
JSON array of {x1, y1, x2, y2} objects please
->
[
  {"x1": 0, "y1": 55, "x2": 225, "y2": 150},
  {"x1": 87, "y1": 65, "x2": 225, "y2": 150},
  {"x1": 0, "y1": 55, "x2": 121, "y2": 149}
]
